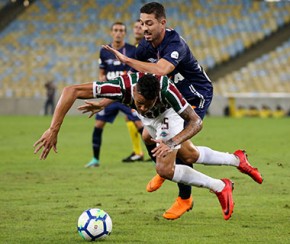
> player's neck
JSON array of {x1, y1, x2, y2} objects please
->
[
  {"x1": 134, "y1": 38, "x2": 142, "y2": 46},
  {"x1": 112, "y1": 41, "x2": 125, "y2": 50}
]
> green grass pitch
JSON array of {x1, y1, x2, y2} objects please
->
[{"x1": 0, "y1": 115, "x2": 289, "y2": 243}]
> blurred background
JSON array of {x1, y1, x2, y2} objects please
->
[{"x1": 0, "y1": 0, "x2": 289, "y2": 117}]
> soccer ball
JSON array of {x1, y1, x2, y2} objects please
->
[{"x1": 77, "y1": 208, "x2": 112, "y2": 241}]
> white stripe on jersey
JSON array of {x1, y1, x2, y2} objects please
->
[
  {"x1": 93, "y1": 82, "x2": 97, "y2": 98},
  {"x1": 167, "y1": 86, "x2": 188, "y2": 114},
  {"x1": 96, "y1": 82, "x2": 122, "y2": 97}
]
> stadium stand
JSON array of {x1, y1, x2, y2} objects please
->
[
  {"x1": 214, "y1": 38, "x2": 290, "y2": 94},
  {"x1": 0, "y1": 0, "x2": 289, "y2": 115}
]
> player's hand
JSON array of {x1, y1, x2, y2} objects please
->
[
  {"x1": 151, "y1": 139, "x2": 173, "y2": 158},
  {"x1": 33, "y1": 129, "x2": 58, "y2": 160},
  {"x1": 77, "y1": 100, "x2": 104, "y2": 118},
  {"x1": 102, "y1": 45, "x2": 128, "y2": 64}
]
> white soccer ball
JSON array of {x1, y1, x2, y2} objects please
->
[{"x1": 77, "y1": 208, "x2": 112, "y2": 241}]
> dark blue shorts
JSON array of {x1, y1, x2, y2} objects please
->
[
  {"x1": 190, "y1": 95, "x2": 212, "y2": 120},
  {"x1": 176, "y1": 81, "x2": 213, "y2": 120},
  {"x1": 96, "y1": 102, "x2": 140, "y2": 123}
]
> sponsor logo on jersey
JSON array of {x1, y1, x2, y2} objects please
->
[
  {"x1": 148, "y1": 58, "x2": 157, "y2": 63},
  {"x1": 171, "y1": 51, "x2": 179, "y2": 59},
  {"x1": 160, "y1": 131, "x2": 168, "y2": 138},
  {"x1": 113, "y1": 60, "x2": 121, "y2": 65},
  {"x1": 106, "y1": 71, "x2": 125, "y2": 80},
  {"x1": 105, "y1": 59, "x2": 114, "y2": 65}
]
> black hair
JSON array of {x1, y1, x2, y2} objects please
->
[
  {"x1": 111, "y1": 21, "x2": 126, "y2": 32},
  {"x1": 140, "y1": 2, "x2": 166, "y2": 20},
  {"x1": 137, "y1": 74, "x2": 160, "y2": 100}
]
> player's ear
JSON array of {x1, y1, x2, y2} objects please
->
[{"x1": 160, "y1": 18, "x2": 166, "y2": 26}]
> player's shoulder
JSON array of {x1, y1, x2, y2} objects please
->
[{"x1": 164, "y1": 28, "x2": 182, "y2": 43}]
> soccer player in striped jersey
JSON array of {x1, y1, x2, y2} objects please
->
[
  {"x1": 34, "y1": 72, "x2": 263, "y2": 221},
  {"x1": 34, "y1": 72, "x2": 233, "y2": 220},
  {"x1": 101, "y1": 2, "x2": 263, "y2": 220}
]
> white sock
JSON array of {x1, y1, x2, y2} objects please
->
[
  {"x1": 172, "y1": 164, "x2": 225, "y2": 192},
  {"x1": 196, "y1": 146, "x2": 239, "y2": 167}
]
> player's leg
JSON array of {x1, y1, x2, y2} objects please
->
[
  {"x1": 155, "y1": 145, "x2": 234, "y2": 221},
  {"x1": 142, "y1": 109, "x2": 194, "y2": 220},
  {"x1": 171, "y1": 163, "x2": 234, "y2": 220},
  {"x1": 119, "y1": 105, "x2": 144, "y2": 162},
  {"x1": 177, "y1": 143, "x2": 263, "y2": 184},
  {"x1": 125, "y1": 119, "x2": 143, "y2": 160},
  {"x1": 85, "y1": 119, "x2": 105, "y2": 168},
  {"x1": 44, "y1": 99, "x2": 49, "y2": 115},
  {"x1": 143, "y1": 115, "x2": 193, "y2": 220},
  {"x1": 85, "y1": 103, "x2": 119, "y2": 168},
  {"x1": 51, "y1": 99, "x2": 55, "y2": 115}
]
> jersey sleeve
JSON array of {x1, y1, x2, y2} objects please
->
[
  {"x1": 161, "y1": 76, "x2": 189, "y2": 114},
  {"x1": 92, "y1": 73, "x2": 140, "y2": 104},
  {"x1": 93, "y1": 78, "x2": 123, "y2": 101}
]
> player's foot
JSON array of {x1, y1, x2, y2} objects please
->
[
  {"x1": 234, "y1": 150, "x2": 263, "y2": 184},
  {"x1": 214, "y1": 179, "x2": 234, "y2": 221},
  {"x1": 163, "y1": 196, "x2": 193, "y2": 220},
  {"x1": 146, "y1": 174, "x2": 165, "y2": 192},
  {"x1": 122, "y1": 152, "x2": 144, "y2": 162},
  {"x1": 85, "y1": 157, "x2": 100, "y2": 168}
]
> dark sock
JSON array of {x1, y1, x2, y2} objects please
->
[
  {"x1": 176, "y1": 158, "x2": 192, "y2": 199},
  {"x1": 92, "y1": 127, "x2": 103, "y2": 160},
  {"x1": 145, "y1": 143, "x2": 156, "y2": 162},
  {"x1": 138, "y1": 127, "x2": 144, "y2": 135}
]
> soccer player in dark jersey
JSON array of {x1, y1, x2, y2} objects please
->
[
  {"x1": 33, "y1": 72, "x2": 263, "y2": 221},
  {"x1": 85, "y1": 21, "x2": 144, "y2": 167},
  {"x1": 133, "y1": 19, "x2": 144, "y2": 46},
  {"x1": 102, "y1": 2, "x2": 263, "y2": 220}
]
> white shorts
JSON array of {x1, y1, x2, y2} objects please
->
[{"x1": 139, "y1": 108, "x2": 184, "y2": 150}]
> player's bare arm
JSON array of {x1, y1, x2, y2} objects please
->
[
  {"x1": 152, "y1": 105, "x2": 202, "y2": 158},
  {"x1": 33, "y1": 83, "x2": 94, "y2": 160},
  {"x1": 102, "y1": 44, "x2": 174, "y2": 75},
  {"x1": 169, "y1": 105, "x2": 203, "y2": 146}
]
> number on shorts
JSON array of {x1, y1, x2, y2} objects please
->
[{"x1": 162, "y1": 117, "x2": 169, "y2": 130}]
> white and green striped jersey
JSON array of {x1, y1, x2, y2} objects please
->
[{"x1": 93, "y1": 72, "x2": 189, "y2": 119}]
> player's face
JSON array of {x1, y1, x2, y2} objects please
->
[
  {"x1": 133, "y1": 21, "x2": 144, "y2": 41},
  {"x1": 111, "y1": 24, "x2": 126, "y2": 43},
  {"x1": 133, "y1": 87, "x2": 157, "y2": 116},
  {"x1": 140, "y1": 13, "x2": 166, "y2": 44}
]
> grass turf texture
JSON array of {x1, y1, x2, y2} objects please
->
[{"x1": 0, "y1": 115, "x2": 289, "y2": 243}]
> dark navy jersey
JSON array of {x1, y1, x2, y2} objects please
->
[
  {"x1": 99, "y1": 43, "x2": 136, "y2": 80},
  {"x1": 135, "y1": 29, "x2": 213, "y2": 109}
]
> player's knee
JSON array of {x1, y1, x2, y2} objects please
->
[
  {"x1": 155, "y1": 164, "x2": 174, "y2": 180},
  {"x1": 181, "y1": 153, "x2": 199, "y2": 164},
  {"x1": 177, "y1": 142, "x2": 200, "y2": 164},
  {"x1": 142, "y1": 134, "x2": 152, "y2": 145}
]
